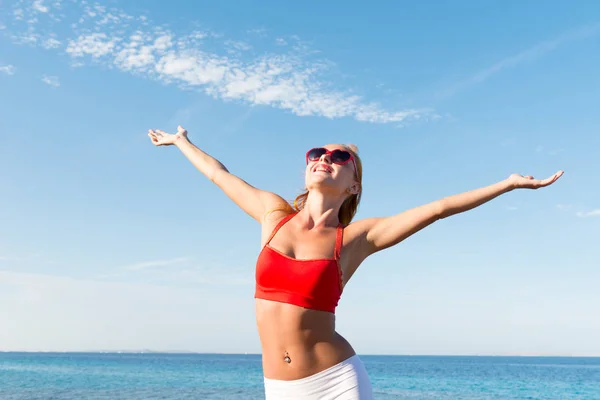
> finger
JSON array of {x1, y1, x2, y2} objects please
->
[
  {"x1": 148, "y1": 133, "x2": 159, "y2": 143},
  {"x1": 544, "y1": 171, "x2": 563, "y2": 185},
  {"x1": 538, "y1": 175, "x2": 559, "y2": 187},
  {"x1": 155, "y1": 129, "x2": 166, "y2": 136}
]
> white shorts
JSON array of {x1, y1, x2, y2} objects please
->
[{"x1": 263, "y1": 355, "x2": 374, "y2": 400}]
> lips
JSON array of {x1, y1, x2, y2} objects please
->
[{"x1": 313, "y1": 163, "x2": 333, "y2": 173}]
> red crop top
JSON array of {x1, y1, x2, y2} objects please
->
[{"x1": 254, "y1": 213, "x2": 344, "y2": 314}]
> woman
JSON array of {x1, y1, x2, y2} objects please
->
[{"x1": 148, "y1": 126, "x2": 563, "y2": 399}]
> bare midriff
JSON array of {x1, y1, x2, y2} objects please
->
[{"x1": 256, "y1": 298, "x2": 356, "y2": 380}]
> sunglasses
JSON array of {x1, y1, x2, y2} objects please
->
[{"x1": 305, "y1": 147, "x2": 357, "y2": 176}]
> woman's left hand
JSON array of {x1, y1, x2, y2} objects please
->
[{"x1": 508, "y1": 170, "x2": 564, "y2": 190}]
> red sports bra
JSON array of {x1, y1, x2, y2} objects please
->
[{"x1": 254, "y1": 213, "x2": 344, "y2": 314}]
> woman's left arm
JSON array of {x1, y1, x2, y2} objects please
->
[{"x1": 359, "y1": 171, "x2": 564, "y2": 255}]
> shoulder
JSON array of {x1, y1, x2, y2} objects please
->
[
  {"x1": 260, "y1": 206, "x2": 296, "y2": 243},
  {"x1": 343, "y1": 217, "x2": 380, "y2": 240},
  {"x1": 339, "y1": 217, "x2": 381, "y2": 256}
]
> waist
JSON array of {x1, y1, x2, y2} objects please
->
[
  {"x1": 256, "y1": 299, "x2": 355, "y2": 380},
  {"x1": 255, "y1": 287, "x2": 338, "y2": 313}
]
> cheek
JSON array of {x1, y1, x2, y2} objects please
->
[
  {"x1": 304, "y1": 165, "x2": 313, "y2": 182},
  {"x1": 339, "y1": 166, "x2": 355, "y2": 182}
]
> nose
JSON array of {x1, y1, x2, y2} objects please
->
[{"x1": 319, "y1": 153, "x2": 332, "y2": 163}]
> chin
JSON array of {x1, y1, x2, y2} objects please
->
[{"x1": 307, "y1": 180, "x2": 344, "y2": 193}]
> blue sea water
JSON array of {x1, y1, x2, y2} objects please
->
[{"x1": 0, "y1": 353, "x2": 599, "y2": 399}]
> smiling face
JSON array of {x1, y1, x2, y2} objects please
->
[{"x1": 304, "y1": 144, "x2": 360, "y2": 197}]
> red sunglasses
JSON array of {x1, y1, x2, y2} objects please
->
[{"x1": 305, "y1": 147, "x2": 357, "y2": 176}]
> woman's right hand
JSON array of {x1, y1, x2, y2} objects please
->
[{"x1": 148, "y1": 125, "x2": 188, "y2": 146}]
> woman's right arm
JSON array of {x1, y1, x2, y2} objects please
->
[{"x1": 148, "y1": 126, "x2": 290, "y2": 222}]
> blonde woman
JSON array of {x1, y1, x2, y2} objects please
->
[{"x1": 148, "y1": 126, "x2": 563, "y2": 399}]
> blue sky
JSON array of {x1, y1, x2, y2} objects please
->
[{"x1": 1, "y1": 0, "x2": 599, "y2": 356}]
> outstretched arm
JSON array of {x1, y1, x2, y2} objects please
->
[
  {"x1": 148, "y1": 126, "x2": 289, "y2": 222},
  {"x1": 360, "y1": 171, "x2": 564, "y2": 255}
]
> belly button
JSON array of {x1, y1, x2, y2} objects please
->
[{"x1": 283, "y1": 351, "x2": 291, "y2": 364}]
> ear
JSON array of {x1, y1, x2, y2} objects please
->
[{"x1": 347, "y1": 182, "x2": 361, "y2": 195}]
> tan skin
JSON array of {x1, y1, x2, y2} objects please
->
[{"x1": 148, "y1": 126, "x2": 563, "y2": 380}]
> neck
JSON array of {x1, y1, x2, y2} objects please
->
[{"x1": 299, "y1": 191, "x2": 345, "y2": 228}]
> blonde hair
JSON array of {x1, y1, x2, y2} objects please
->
[{"x1": 292, "y1": 144, "x2": 363, "y2": 226}]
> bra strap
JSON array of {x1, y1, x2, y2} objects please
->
[
  {"x1": 334, "y1": 224, "x2": 344, "y2": 260},
  {"x1": 265, "y1": 213, "x2": 297, "y2": 245}
]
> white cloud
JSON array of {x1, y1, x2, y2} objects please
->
[
  {"x1": 119, "y1": 256, "x2": 251, "y2": 286},
  {"x1": 41, "y1": 74, "x2": 59, "y2": 87},
  {"x1": 32, "y1": 0, "x2": 49, "y2": 13},
  {"x1": 556, "y1": 204, "x2": 571, "y2": 210},
  {"x1": 275, "y1": 37, "x2": 287, "y2": 46},
  {"x1": 4, "y1": 0, "x2": 430, "y2": 125},
  {"x1": 11, "y1": 31, "x2": 40, "y2": 44},
  {"x1": 225, "y1": 39, "x2": 252, "y2": 53},
  {"x1": 576, "y1": 209, "x2": 600, "y2": 218},
  {"x1": 14, "y1": 8, "x2": 24, "y2": 20},
  {"x1": 42, "y1": 37, "x2": 61, "y2": 49},
  {"x1": 123, "y1": 257, "x2": 189, "y2": 271},
  {"x1": 0, "y1": 64, "x2": 16, "y2": 75},
  {"x1": 440, "y1": 23, "x2": 600, "y2": 98},
  {"x1": 66, "y1": 33, "x2": 119, "y2": 58}
]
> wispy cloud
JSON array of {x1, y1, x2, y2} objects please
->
[
  {"x1": 0, "y1": 64, "x2": 16, "y2": 75},
  {"x1": 0, "y1": 269, "x2": 255, "y2": 352},
  {"x1": 41, "y1": 74, "x2": 59, "y2": 87},
  {"x1": 536, "y1": 145, "x2": 564, "y2": 156},
  {"x1": 31, "y1": 0, "x2": 48, "y2": 13},
  {"x1": 0, "y1": 254, "x2": 42, "y2": 262},
  {"x1": 123, "y1": 257, "x2": 189, "y2": 271},
  {"x1": 224, "y1": 39, "x2": 252, "y2": 54},
  {"x1": 247, "y1": 27, "x2": 267, "y2": 36},
  {"x1": 42, "y1": 36, "x2": 60, "y2": 48},
  {"x1": 556, "y1": 204, "x2": 571, "y2": 210},
  {"x1": 119, "y1": 256, "x2": 251, "y2": 285},
  {"x1": 439, "y1": 23, "x2": 600, "y2": 98},
  {"x1": 4, "y1": 0, "x2": 431, "y2": 124},
  {"x1": 576, "y1": 209, "x2": 600, "y2": 218}
]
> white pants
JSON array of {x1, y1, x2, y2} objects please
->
[{"x1": 263, "y1": 355, "x2": 374, "y2": 400}]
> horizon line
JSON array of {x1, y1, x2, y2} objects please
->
[{"x1": 1, "y1": 350, "x2": 598, "y2": 358}]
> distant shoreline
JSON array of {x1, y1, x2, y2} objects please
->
[{"x1": 1, "y1": 351, "x2": 599, "y2": 358}]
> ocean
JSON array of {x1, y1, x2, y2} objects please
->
[{"x1": 0, "y1": 352, "x2": 598, "y2": 399}]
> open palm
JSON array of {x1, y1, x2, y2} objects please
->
[
  {"x1": 148, "y1": 126, "x2": 187, "y2": 146},
  {"x1": 508, "y1": 170, "x2": 564, "y2": 189}
]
